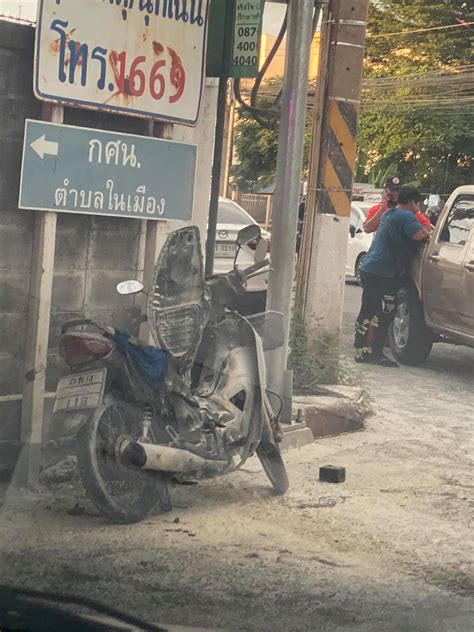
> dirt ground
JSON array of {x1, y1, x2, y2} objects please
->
[{"x1": 0, "y1": 289, "x2": 473, "y2": 631}]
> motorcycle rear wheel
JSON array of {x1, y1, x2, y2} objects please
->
[
  {"x1": 76, "y1": 393, "x2": 169, "y2": 524},
  {"x1": 257, "y1": 441, "x2": 289, "y2": 494}
]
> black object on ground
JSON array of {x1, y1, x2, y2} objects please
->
[{"x1": 319, "y1": 465, "x2": 346, "y2": 484}]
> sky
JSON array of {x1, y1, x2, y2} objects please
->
[{"x1": 0, "y1": 0, "x2": 287, "y2": 34}]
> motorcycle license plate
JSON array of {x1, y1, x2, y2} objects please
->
[
  {"x1": 214, "y1": 241, "x2": 236, "y2": 258},
  {"x1": 53, "y1": 369, "x2": 106, "y2": 413}
]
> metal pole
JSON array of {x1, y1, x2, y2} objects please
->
[
  {"x1": 205, "y1": 0, "x2": 236, "y2": 277},
  {"x1": 205, "y1": 75, "x2": 228, "y2": 278},
  {"x1": 220, "y1": 79, "x2": 235, "y2": 198},
  {"x1": 265, "y1": 0, "x2": 315, "y2": 419}
]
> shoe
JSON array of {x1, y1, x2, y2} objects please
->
[
  {"x1": 354, "y1": 348, "x2": 371, "y2": 363},
  {"x1": 370, "y1": 354, "x2": 399, "y2": 367}
]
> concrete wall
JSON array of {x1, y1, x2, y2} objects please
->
[
  {"x1": 0, "y1": 21, "x2": 41, "y2": 447},
  {"x1": 0, "y1": 20, "x2": 217, "y2": 459}
]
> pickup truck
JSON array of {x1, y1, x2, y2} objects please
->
[{"x1": 389, "y1": 185, "x2": 474, "y2": 365}]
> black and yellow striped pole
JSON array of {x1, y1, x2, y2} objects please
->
[
  {"x1": 319, "y1": 98, "x2": 360, "y2": 216},
  {"x1": 297, "y1": 0, "x2": 369, "y2": 331}
]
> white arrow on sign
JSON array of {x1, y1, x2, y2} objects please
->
[{"x1": 30, "y1": 135, "x2": 59, "y2": 159}]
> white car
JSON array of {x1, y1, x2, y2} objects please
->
[
  {"x1": 346, "y1": 202, "x2": 374, "y2": 285},
  {"x1": 212, "y1": 197, "x2": 271, "y2": 313}
]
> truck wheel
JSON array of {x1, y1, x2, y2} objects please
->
[{"x1": 389, "y1": 286, "x2": 433, "y2": 366}]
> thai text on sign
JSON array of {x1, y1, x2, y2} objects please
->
[
  {"x1": 19, "y1": 120, "x2": 197, "y2": 221},
  {"x1": 34, "y1": 0, "x2": 210, "y2": 125}
]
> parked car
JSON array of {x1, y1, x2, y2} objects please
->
[
  {"x1": 213, "y1": 197, "x2": 271, "y2": 314},
  {"x1": 346, "y1": 202, "x2": 374, "y2": 285},
  {"x1": 389, "y1": 185, "x2": 474, "y2": 365}
]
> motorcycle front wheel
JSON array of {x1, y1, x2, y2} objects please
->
[
  {"x1": 76, "y1": 393, "x2": 169, "y2": 524},
  {"x1": 257, "y1": 441, "x2": 289, "y2": 494}
]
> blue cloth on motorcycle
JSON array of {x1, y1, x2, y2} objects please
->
[{"x1": 110, "y1": 329, "x2": 170, "y2": 391}]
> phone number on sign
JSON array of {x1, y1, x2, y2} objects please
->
[{"x1": 50, "y1": 19, "x2": 186, "y2": 104}]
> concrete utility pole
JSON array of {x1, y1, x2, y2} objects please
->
[
  {"x1": 297, "y1": 0, "x2": 369, "y2": 337},
  {"x1": 265, "y1": 0, "x2": 316, "y2": 419}
]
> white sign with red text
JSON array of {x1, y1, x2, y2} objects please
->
[{"x1": 34, "y1": 0, "x2": 210, "y2": 125}]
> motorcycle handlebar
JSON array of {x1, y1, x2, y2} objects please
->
[{"x1": 243, "y1": 259, "x2": 270, "y2": 279}]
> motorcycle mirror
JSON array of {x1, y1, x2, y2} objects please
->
[
  {"x1": 116, "y1": 280, "x2": 144, "y2": 295},
  {"x1": 254, "y1": 238, "x2": 268, "y2": 263},
  {"x1": 237, "y1": 224, "x2": 261, "y2": 246}
]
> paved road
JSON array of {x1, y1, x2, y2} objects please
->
[
  {"x1": 344, "y1": 281, "x2": 364, "y2": 318},
  {"x1": 343, "y1": 282, "x2": 474, "y2": 389}
]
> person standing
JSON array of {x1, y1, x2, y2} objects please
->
[
  {"x1": 354, "y1": 186, "x2": 430, "y2": 367},
  {"x1": 364, "y1": 176, "x2": 431, "y2": 234}
]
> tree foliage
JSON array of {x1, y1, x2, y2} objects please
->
[
  {"x1": 233, "y1": 0, "x2": 474, "y2": 193},
  {"x1": 359, "y1": 0, "x2": 474, "y2": 192},
  {"x1": 232, "y1": 90, "x2": 313, "y2": 192}
]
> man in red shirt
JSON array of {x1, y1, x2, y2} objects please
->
[{"x1": 364, "y1": 177, "x2": 431, "y2": 234}]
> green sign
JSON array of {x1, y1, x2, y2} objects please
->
[
  {"x1": 230, "y1": 1, "x2": 264, "y2": 79},
  {"x1": 206, "y1": 0, "x2": 228, "y2": 78},
  {"x1": 19, "y1": 120, "x2": 197, "y2": 221},
  {"x1": 206, "y1": 0, "x2": 264, "y2": 79}
]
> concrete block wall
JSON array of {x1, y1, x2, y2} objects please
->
[
  {"x1": 46, "y1": 105, "x2": 154, "y2": 396},
  {"x1": 0, "y1": 22, "x2": 146, "y2": 449},
  {"x1": 0, "y1": 21, "x2": 41, "y2": 446},
  {"x1": 0, "y1": 20, "x2": 218, "y2": 460}
]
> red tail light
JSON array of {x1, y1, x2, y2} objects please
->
[{"x1": 60, "y1": 334, "x2": 114, "y2": 367}]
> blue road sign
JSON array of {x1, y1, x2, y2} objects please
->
[{"x1": 19, "y1": 120, "x2": 197, "y2": 221}]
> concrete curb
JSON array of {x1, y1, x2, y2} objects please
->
[
  {"x1": 280, "y1": 423, "x2": 315, "y2": 453},
  {"x1": 294, "y1": 385, "x2": 372, "y2": 440}
]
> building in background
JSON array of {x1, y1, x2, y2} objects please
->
[{"x1": 259, "y1": 32, "x2": 321, "y2": 81}]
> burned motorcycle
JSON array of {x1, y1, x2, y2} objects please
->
[{"x1": 52, "y1": 224, "x2": 288, "y2": 523}]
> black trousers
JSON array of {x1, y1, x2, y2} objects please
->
[{"x1": 354, "y1": 271, "x2": 400, "y2": 356}]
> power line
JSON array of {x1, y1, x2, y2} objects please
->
[
  {"x1": 366, "y1": 21, "x2": 474, "y2": 39},
  {"x1": 261, "y1": 23, "x2": 471, "y2": 61}
]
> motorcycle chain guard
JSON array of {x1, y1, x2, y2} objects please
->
[{"x1": 147, "y1": 226, "x2": 208, "y2": 364}]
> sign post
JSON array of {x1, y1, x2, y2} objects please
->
[
  {"x1": 16, "y1": 105, "x2": 63, "y2": 489},
  {"x1": 34, "y1": 0, "x2": 210, "y2": 125},
  {"x1": 19, "y1": 120, "x2": 197, "y2": 221},
  {"x1": 204, "y1": 0, "x2": 264, "y2": 276}
]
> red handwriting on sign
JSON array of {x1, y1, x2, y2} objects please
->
[
  {"x1": 111, "y1": 47, "x2": 185, "y2": 103},
  {"x1": 167, "y1": 47, "x2": 185, "y2": 104}
]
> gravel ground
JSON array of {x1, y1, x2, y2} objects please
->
[{"x1": 0, "y1": 285, "x2": 472, "y2": 631}]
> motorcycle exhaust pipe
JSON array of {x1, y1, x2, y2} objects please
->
[{"x1": 121, "y1": 441, "x2": 227, "y2": 474}]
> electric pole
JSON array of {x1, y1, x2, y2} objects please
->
[{"x1": 297, "y1": 0, "x2": 370, "y2": 337}]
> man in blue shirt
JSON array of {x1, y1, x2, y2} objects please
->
[{"x1": 355, "y1": 186, "x2": 430, "y2": 367}]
